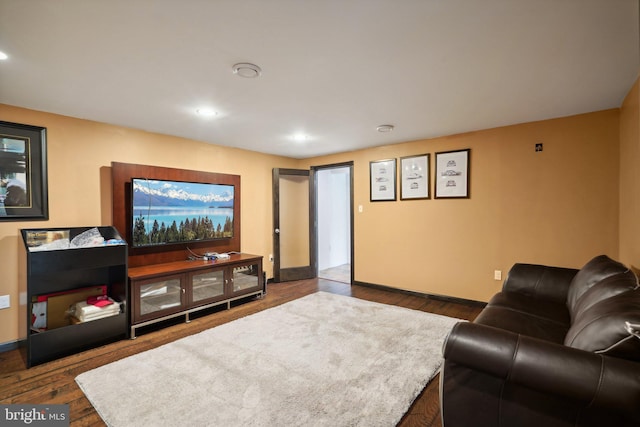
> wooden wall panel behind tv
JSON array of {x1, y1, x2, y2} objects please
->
[{"x1": 111, "y1": 162, "x2": 241, "y2": 268}]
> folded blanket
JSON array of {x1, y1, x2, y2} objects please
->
[{"x1": 69, "y1": 298, "x2": 120, "y2": 322}]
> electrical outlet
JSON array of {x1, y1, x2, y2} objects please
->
[
  {"x1": 0, "y1": 295, "x2": 10, "y2": 309},
  {"x1": 269, "y1": 254, "x2": 274, "y2": 262},
  {"x1": 494, "y1": 270, "x2": 502, "y2": 281}
]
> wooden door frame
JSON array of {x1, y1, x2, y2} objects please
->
[{"x1": 272, "y1": 168, "x2": 317, "y2": 282}]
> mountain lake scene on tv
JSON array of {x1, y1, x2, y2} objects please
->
[{"x1": 132, "y1": 179, "x2": 234, "y2": 247}]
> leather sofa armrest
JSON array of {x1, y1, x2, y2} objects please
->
[
  {"x1": 502, "y1": 263, "x2": 578, "y2": 303},
  {"x1": 443, "y1": 322, "x2": 640, "y2": 417}
]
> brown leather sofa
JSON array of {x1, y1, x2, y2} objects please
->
[{"x1": 440, "y1": 255, "x2": 640, "y2": 427}]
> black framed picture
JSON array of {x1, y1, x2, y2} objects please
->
[
  {"x1": 400, "y1": 153, "x2": 430, "y2": 200},
  {"x1": 370, "y1": 158, "x2": 396, "y2": 201},
  {"x1": 434, "y1": 149, "x2": 470, "y2": 199},
  {"x1": 0, "y1": 121, "x2": 49, "y2": 221}
]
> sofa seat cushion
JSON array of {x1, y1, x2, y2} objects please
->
[
  {"x1": 565, "y1": 290, "x2": 640, "y2": 361},
  {"x1": 487, "y1": 291, "x2": 570, "y2": 326},
  {"x1": 567, "y1": 255, "x2": 630, "y2": 320},
  {"x1": 474, "y1": 306, "x2": 568, "y2": 344}
]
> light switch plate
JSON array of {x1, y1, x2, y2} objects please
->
[{"x1": 0, "y1": 295, "x2": 10, "y2": 309}]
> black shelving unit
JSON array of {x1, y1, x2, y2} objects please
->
[{"x1": 21, "y1": 226, "x2": 128, "y2": 367}]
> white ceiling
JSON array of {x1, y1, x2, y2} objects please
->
[{"x1": 0, "y1": 0, "x2": 638, "y2": 159}]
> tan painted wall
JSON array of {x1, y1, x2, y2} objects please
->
[
  {"x1": 619, "y1": 75, "x2": 640, "y2": 271},
  {"x1": 301, "y1": 109, "x2": 621, "y2": 301},
  {"x1": 0, "y1": 104, "x2": 297, "y2": 344},
  {"x1": 0, "y1": 102, "x2": 625, "y2": 345}
]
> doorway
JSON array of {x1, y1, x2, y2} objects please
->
[{"x1": 314, "y1": 163, "x2": 353, "y2": 284}]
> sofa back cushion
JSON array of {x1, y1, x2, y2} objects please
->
[
  {"x1": 502, "y1": 263, "x2": 578, "y2": 304},
  {"x1": 567, "y1": 255, "x2": 629, "y2": 320},
  {"x1": 564, "y1": 290, "x2": 640, "y2": 361},
  {"x1": 571, "y1": 271, "x2": 638, "y2": 317}
]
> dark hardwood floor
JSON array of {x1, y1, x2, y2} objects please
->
[{"x1": 0, "y1": 279, "x2": 482, "y2": 426}]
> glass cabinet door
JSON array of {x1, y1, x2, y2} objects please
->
[
  {"x1": 232, "y1": 263, "x2": 260, "y2": 293},
  {"x1": 191, "y1": 269, "x2": 225, "y2": 305},
  {"x1": 138, "y1": 277, "x2": 183, "y2": 318}
]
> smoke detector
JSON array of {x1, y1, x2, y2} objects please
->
[
  {"x1": 376, "y1": 124, "x2": 394, "y2": 133},
  {"x1": 232, "y1": 63, "x2": 262, "y2": 78}
]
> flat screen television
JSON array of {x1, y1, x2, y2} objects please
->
[{"x1": 131, "y1": 178, "x2": 234, "y2": 248}]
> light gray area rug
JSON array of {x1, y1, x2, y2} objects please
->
[{"x1": 76, "y1": 291, "x2": 461, "y2": 427}]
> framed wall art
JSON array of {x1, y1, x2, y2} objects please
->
[
  {"x1": 0, "y1": 121, "x2": 49, "y2": 221},
  {"x1": 434, "y1": 149, "x2": 470, "y2": 199},
  {"x1": 400, "y1": 154, "x2": 430, "y2": 200},
  {"x1": 370, "y1": 158, "x2": 396, "y2": 201}
]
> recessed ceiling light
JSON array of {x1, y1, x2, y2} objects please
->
[
  {"x1": 232, "y1": 63, "x2": 262, "y2": 78},
  {"x1": 0, "y1": 51, "x2": 8, "y2": 60},
  {"x1": 292, "y1": 134, "x2": 308, "y2": 142},
  {"x1": 196, "y1": 108, "x2": 217, "y2": 117},
  {"x1": 376, "y1": 124, "x2": 394, "y2": 133}
]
